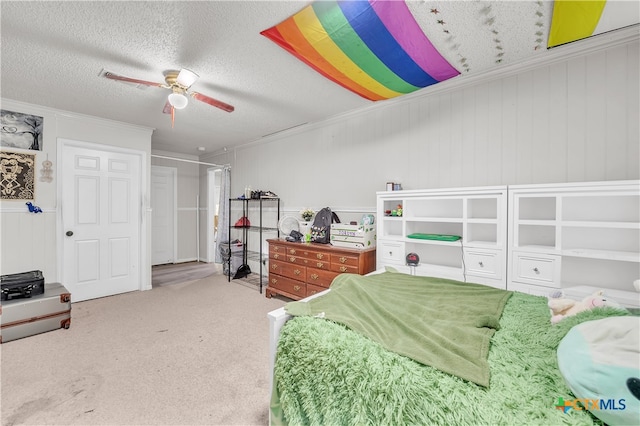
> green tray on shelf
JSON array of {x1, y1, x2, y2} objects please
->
[{"x1": 407, "y1": 233, "x2": 461, "y2": 241}]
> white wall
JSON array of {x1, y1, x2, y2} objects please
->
[
  {"x1": 202, "y1": 38, "x2": 639, "y2": 224},
  {"x1": 0, "y1": 99, "x2": 153, "y2": 288}
]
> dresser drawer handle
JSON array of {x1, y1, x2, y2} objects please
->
[
  {"x1": 294, "y1": 269, "x2": 301, "y2": 276},
  {"x1": 273, "y1": 253, "x2": 280, "y2": 259},
  {"x1": 271, "y1": 278, "x2": 277, "y2": 284},
  {"x1": 289, "y1": 256, "x2": 296, "y2": 262},
  {"x1": 289, "y1": 249, "x2": 296, "y2": 255},
  {"x1": 271, "y1": 264, "x2": 278, "y2": 270},
  {"x1": 478, "y1": 261, "x2": 484, "y2": 267},
  {"x1": 317, "y1": 262, "x2": 324, "y2": 268},
  {"x1": 339, "y1": 256, "x2": 347, "y2": 263},
  {"x1": 293, "y1": 285, "x2": 301, "y2": 292},
  {"x1": 339, "y1": 266, "x2": 348, "y2": 272},
  {"x1": 316, "y1": 253, "x2": 324, "y2": 259},
  {"x1": 533, "y1": 267, "x2": 540, "y2": 274},
  {"x1": 310, "y1": 274, "x2": 319, "y2": 280}
]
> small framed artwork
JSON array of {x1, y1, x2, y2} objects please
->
[
  {"x1": 0, "y1": 150, "x2": 35, "y2": 200},
  {"x1": 1, "y1": 109, "x2": 44, "y2": 151}
]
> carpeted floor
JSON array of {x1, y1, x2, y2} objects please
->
[{"x1": 0, "y1": 274, "x2": 288, "y2": 425}]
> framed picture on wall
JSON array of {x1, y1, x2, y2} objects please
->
[
  {"x1": 1, "y1": 109, "x2": 44, "y2": 151},
  {"x1": 0, "y1": 150, "x2": 35, "y2": 200}
]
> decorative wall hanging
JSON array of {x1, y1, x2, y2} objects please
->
[
  {"x1": 39, "y1": 155, "x2": 53, "y2": 183},
  {"x1": 1, "y1": 109, "x2": 44, "y2": 151},
  {"x1": 261, "y1": 0, "x2": 460, "y2": 101},
  {"x1": 26, "y1": 202, "x2": 43, "y2": 213},
  {"x1": 1, "y1": 151, "x2": 35, "y2": 200}
]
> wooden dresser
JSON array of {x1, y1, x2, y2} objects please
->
[{"x1": 265, "y1": 239, "x2": 377, "y2": 300}]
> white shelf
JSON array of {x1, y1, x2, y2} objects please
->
[
  {"x1": 509, "y1": 180, "x2": 640, "y2": 298},
  {"x1": 404, "y1": 238, "x2": 462, "y2": 246},
  {"x1": 405, "y1": 217, "x2": 463, "y2": 223},
  {"x1": 561, "y1": 248, "x2": 640, "y2": 262},
  {"x1": 377, "y1": 186, "x2": 507, "y2": 289},
  {"x1": 560, "y1": 221, "x2": 640, "y2": 229},
  {"x1": 563, "y1": 285, "x2": 640, "y2": 309}
]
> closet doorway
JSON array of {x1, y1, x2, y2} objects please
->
[{"x1": 151, "y1": 165, "x2": 177, "y2": 265}]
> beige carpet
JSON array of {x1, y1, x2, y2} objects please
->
[{"x1": 1, "y1": 274, "x2": 287, "y2": 426}]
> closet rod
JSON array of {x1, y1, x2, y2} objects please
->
[{"x1": 151, "y1": 154, "x2": 229, "y2": 168}]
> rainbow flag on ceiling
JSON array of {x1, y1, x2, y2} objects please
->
[
  {"x1": 260, "y1": 0, "x2": 460, "y2": 101},
  {"x1": 548, "y1": 0, "x2": 640, "y2": 48}
]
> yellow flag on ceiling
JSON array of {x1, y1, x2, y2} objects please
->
[{"x1": 548, "y1": 0, "x2": 639, "y2": 48}]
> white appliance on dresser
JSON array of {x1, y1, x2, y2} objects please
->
[
  {"x1": 508, "y1": 180, "x2": 640, "y2": 308},
  {"x1": 376, "y1": 186, "x2": 508, "y2": 289},
  {"x1": 376, "y1": 180, "x2": 640, "y2": 308}
]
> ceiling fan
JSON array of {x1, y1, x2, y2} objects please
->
[{"x1": 103, "y1": 68, "x2": 234, "y2": 126}]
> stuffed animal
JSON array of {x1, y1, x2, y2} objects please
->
[{"x1": 548, "y1": 290, "x2": 622, "y2": 324}]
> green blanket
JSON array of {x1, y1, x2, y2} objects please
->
[
  {"x1": 285, "y1": 270, "x2": 512, "y2": 387},
  {"x1": 272, "y1": 290, "x2": 629, "y2": 426}
]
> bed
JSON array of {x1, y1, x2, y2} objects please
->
[{"x1": 267, "y1": 269, "x2": 637, "y2": 426}]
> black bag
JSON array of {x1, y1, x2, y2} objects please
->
[
  {"x1": 310, "y1": 207, "x2": 341, "y2": 244},
  {"x1": 1, "y1": 270, "x2": 45, "y2": 301}
]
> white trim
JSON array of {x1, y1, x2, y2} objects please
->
[
  {"x1": 0, "y1": 207, "x2": 56, "y2": 213},
  {"x1": 3, "y1": 99, "x2": 154, "y2": 134}
]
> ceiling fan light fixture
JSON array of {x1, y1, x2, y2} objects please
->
[
  {"x1": 176, "y1": 68, "x2": 199, "y2": 88},
  {"x1": 168, "y1": 92, "x2": 188, "y2": 109}
]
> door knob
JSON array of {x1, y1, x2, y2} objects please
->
[{"x1": 65, "y1": 231, "x2": 73, "y2": 237}]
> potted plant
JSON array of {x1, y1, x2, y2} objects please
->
[{"x1": 300, "y1": 208, "x2": 315, "y2": 222}]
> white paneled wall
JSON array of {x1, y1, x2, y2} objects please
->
[
  {"x1": 215, "y1": 40, "x2": 639, "y2": 214},
  {"x1": 1, "y1": 211, "x2": 57, "y2": 277}
]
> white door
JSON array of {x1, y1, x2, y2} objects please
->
[
  {"x1": 61, "y1": 143, "x2": 141, "y2": 302},
  {"x1": 151, "y1": 166, "x2": 176, "y2": 265}
]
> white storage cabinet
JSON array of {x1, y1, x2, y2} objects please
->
[
  {"x1": 376, "y1": 186, "x2": 508, "y2": 289},
  {"x1": 508, "y1": 181, "x2": 640, "y2": 307}
]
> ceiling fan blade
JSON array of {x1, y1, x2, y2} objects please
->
[
  {"x1": 104, "y1": 71, "x2": 164, "y2": 88},
  {"x1": 176, "y1": 68, "x2": 199, "y2": 88},
  {"x1": 162, "y1": 100, "x2": 173, "y2": 114},
  {"x1": 190, "y1": 92, "x2": 235, "y2": 113}
]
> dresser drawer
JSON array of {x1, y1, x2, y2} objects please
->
[
  {"x1": 331, "y1": 253, "x2": 359, "y2": 267},
  {"x1": 330, "y1": 263, "x2": 358, "y2": 274},
  {"x1": 271, "y1": 244, "x2": 287, "y2": 255},
  {"x1": 306, "y1": 268, "x2": 340, "y2": 288},
  {"x1": 464, "y1": 249, "x2": 501, "y2": 279},
  {"x1": 512, "y1": 253, "x2": 560, "y2": 287},
  {"x1": 268, "y1": 273, "x2": 306, "y2": 298},
  {"x1": 378, "y1": 241, "x2": 404, "y2": 264},
  {"x1": 306, "y1": 283, "x2": 325, "y2": 297},
  {"x1": 305, "y1": 249, "x2": 330, "y2": 261},
  {"x1": 269, "y1": 259, "x2": 307, "y2": 281}
]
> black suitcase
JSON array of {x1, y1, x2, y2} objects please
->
[{"x1": 0, "y1": 270, "x2": 45, "y2": 301}]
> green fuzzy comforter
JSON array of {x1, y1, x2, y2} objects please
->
[
  {"x1": 284, "y1": 272, "x2": 512, "y2": 387},
  {"x1": 271, "y1": 290, "x2": 629, "y2": 426}
]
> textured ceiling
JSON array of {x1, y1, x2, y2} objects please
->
[{"x1": 1, "y1": 1, "x2": 637, "y2": 156}]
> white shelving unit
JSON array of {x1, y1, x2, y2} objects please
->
[
  {"x1": 508, "y1": 180, "x2": 640, "y2": 307},
  {"x1": 376, "y1": 186, "x2": 508, "y2": 289}
]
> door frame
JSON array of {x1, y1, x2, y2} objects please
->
[
  {"x1": 56, "y1": 138, "x2": 150, "y2": 293},
  {"x1": 207, "y1": 167, "x2": 223, "y2": 263},
  {"x1": 151, "y1": 165, "x2": 177, "y2": 265}
]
